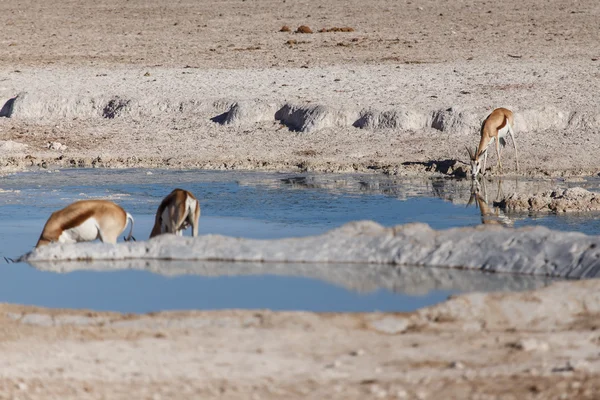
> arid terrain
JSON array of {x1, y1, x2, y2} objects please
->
[
  {"x1": 1, "y1": 0, "x2": 600, "y2": 398},
  {"x1": 1, "y1": 280, "x2": 600, "y2": 400},
  {"x1": 0, "y1": 0, "x2": 599, "y2": 177}
]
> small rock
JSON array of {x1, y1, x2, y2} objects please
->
[
  {"x1": 396, "y1": 389, "x2": 408, "y2": 399},
  {"x1": 448, "y1": 361, "x2": 465, "y2": 369},
  {"x1": 369, "y1": 317, "x2": 409, "y2": 334},
  {"x1": 512, "y1": 338, "x2": 549, "y2": 352},
  {"x1": 146, "y1": 171, "x2": 153, "y2": 175},
  {"x1": 280, "y1": 25, "x2": 291, "y2": 32},
  {"x1": 16, "y1": 382, "x2": 27, "y2": 391},
  {"x1": 47, "y1": 141, "x2": 67, "y2": 151},
  {"x1": 349, "y1": 349, "x2": 365, "y2": 357}
]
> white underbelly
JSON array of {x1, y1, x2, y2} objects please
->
[
  {"x1": 497, "y1": 125, "x2": 509, "y2": 139},
  {"x1": 58, "y1": 217, "x2": 100, "y2": 243}
]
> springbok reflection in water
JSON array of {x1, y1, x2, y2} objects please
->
[{"x1": 468, "y1": 179, "x2": 514, "y2": 227}]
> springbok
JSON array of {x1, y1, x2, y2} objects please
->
[
  {"x1": 467, "y1": 180, "x2": 513, "y2": 227},
  {"x1": 36, "y1": 200, "x2": 135, "y2": 248},
  {"x1": 466, "y1": 108, "x2": 518, "y2": 179},
  {"x1": 150, "y1": 189, "x2": 200, "y2": 238}
]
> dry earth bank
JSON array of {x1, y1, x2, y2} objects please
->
[
  {"x1": 0, "y1": 0, "x2": 599, "y2": 176},
  {"x1": 1, "y1": 63, "x2": 600, "y2": 177}
]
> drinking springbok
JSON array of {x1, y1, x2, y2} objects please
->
[
  {"x1": 36, "y1": 200, "x2": 135, "y2": 248},
  {"x1": 466, "y1": 107, "x2": 519, "y2": 179},
  {"x1": 150, "y1": 189, "x2": 200, "y2": 238}
]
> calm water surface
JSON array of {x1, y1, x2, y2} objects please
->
[{"x1": 0, "y1": 169, "x2": 597, "y2": 313}]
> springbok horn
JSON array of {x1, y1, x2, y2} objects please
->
[{"x1": 465, "y1": 146, "x2": 474, "y2": 160}]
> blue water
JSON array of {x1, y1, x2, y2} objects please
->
[
  {"x1": 0, "y1": 169, "x2": 593, "y2": 313},
  {"x1": 0, "y1": 267, "x2": 450, "y2": 313}
]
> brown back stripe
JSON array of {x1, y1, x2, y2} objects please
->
[{"x1": 60, "y1": 209, "x2": 96, "y2": 232}]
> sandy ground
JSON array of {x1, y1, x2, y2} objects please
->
[
  {"x1": 2, "y1": 0, "x2": 600, "y2": 398},
  {"x1": 0, "y1": 0, "x2": 599, "y2": 177},
  {"x1": 1, "y1": 280, "x2": 600, "y2": 399}
]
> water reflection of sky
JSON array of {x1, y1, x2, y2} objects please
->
[{"x1": 0, "y1": 169, "x2": 592, "y2": 313}]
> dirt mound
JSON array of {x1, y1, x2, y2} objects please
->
[{"x1": 295, "y1": 25, "x2": 313, "y2": 34}]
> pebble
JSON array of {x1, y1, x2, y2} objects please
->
[
  {"x1": 349, "y1": 349, "x2": 365, "y2": 356},
  {"x1": 47, "y1": 141, "x2": 67, "y2": 151},
  {"x1": 449, "y1": 361, "x2": 465, "y2": 369},
  {"x1": 513, "y1": 338, "x2": 549, "y2": 352}
]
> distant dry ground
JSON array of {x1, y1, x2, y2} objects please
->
[
  {"x1": 1, "y1": 61, "x2": 600, "y2": 178},
  {"x1": 1, "y1": 0, "x2": 598, "y2": 68},
  {"x1": 1, "y1": 0, "x2": 600, "y2": 176},
  {"x1": 0, "y1": 280, "x2": 600, "y2": 399}
]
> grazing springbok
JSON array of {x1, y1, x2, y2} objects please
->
[
  {"x1": 466, "y1": 108, "x2": 518, "y2": 179},
  {"x1": 150, "y1": 189, "x2": 200, "y2": 238},
  {"x1": 36, "y1": 200, "x2": 135, "y2": 248}
]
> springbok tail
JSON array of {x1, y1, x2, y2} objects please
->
[
  {"x1": 124, "y1": 213, "x2": 135, "y2": 241},
  {"x1": 188, "y1": 198, "x2": 199, "y2": 219}
]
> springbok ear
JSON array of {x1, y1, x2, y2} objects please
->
[{"x1": 465, "y1": 146, "x2": 474, "y2": 160}]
